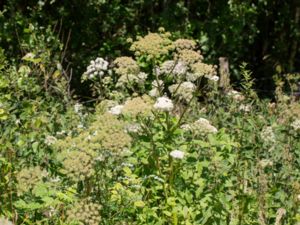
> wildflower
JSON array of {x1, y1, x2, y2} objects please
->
[
  {"x1": 113, "y1": 56, "x2": 139, "y2": 76},
  {"x1": 179, "y1": 118, "x2": 218, "y2": 135},
  {"x1": 175, "y1": 49, "x2": 203, "y2": 65},
  {"x1": 174, "y1": 39, "x2": 197, "y2": 50},
  {"x1": 169, "y1": 81, "x2": 196, "y2": 101},
  {"x1": 16, "y1": 166, "x2": 47, "y2": 194},
  {"x1": 188, "y1": 62, "x2": 216, "y2": 81},
  {"x1": 66, "y1": 199, "x2": 101, "y2": 225},
  {"x1": 90, "y1": 113, "x2": 132, "y2": 152},
  {"x1": 130, "y1": 32, "x2": 174, "y2": 59},
  {"x1": 192, "y1": 118, "x2": 218, "y2": 134},
  {"x1": 108, "y1": 105, "x2": 123, "y2": 115},
  {"x1": 291, "y1": 119, "x2": 300, "y2": 131},
  {"x1": 180, "y1": 124, "x2": 192, "y2": 131},
  {"x1": 156, "y1": 60, "x2": 188, "y2": 77},
  {"x1": 60, "y1": 150, "x2": 95, "y2": 182},
  {"x1": 84, "y1": 57, "x2": 109, "y2": 79},
  {"x1": 154, "y1": 97, "x2": 174, "y2": 112},
  {"x1": 297, "y1": 194, "x2": 300, "y2": 201},
  {"x1": 122, "y1": 95, "x2": 153, "y2": 117},
  {"x1": 261, "y1": 126, "x2": 276, "y2": 144},
  {"x1": 137, "y1": 72, "x2": 148, "y2": 82},
  {"x1": 170, "y1": 150, "x2": 185, "y2": 159},
  {"x1": 116, "y1": 74, "x2": 138, "y2": 88}
]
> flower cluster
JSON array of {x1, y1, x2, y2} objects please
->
[
  {"x1": 66, "y1": 199, "x2": 101, "y2": 225},
  {"x1": 175, "y1": 49, "x2": 203, "y2": 65},
  {"x1": 154, "y1": 96, "x2": 174, "y2": 112},
  {"x1": 169, "y1": 81, "x2": 196, "y2": 102},
  {"x1": 170, "y1": 150, "x2": 185, "y2": 159},
  {"x1": 155, "y1": 60, "x2": 188, "y2": 78},
  {"x1": 60, "y1": 149, "x2": 95, "y2": 182},
  {"x1": 188, "y1": 62, "x2": 217, "y2": 82},
  {"x1": 182, "y1": 118, "x2": 218, "y2": 134},
  {"x1": 91, "y1": 113, "x2": 132, "y2": 151},
  {"x1": 278, "y1": 102, "x2": 300, "y2": 124},
  {"x1": 55, "y1": 112, "x2": 131, "y2": 153},
  {"x1": 260, "y1": 126, "x2": 276, "y2": 144},
  {"x1": 16, "y1": 166, "x2": 47, "y2": 194},
  {"x1": 113, "y1": 57, "x2": 140, "y2": 77},
  {"x1": 84, "y1": 57, "x2": 109, "y2": 79},
  {"x1": 113, "y1": 57, "x2": 147, "y2": 89},
  {"x1": 130, "y1": 31, "x2": 174, "y2": 60},
  {"x1": 174, "y1": 39, "x2": 197, "y2": 50},
  {"x1": 291, "y1": 119, "x2": 300, "y2": 131},
  {"x1": 122, "y1": 95, "x2": 154, "y2": 117}
]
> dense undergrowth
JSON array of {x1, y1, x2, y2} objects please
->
[{"x1": 0, "y1": 30, "x2": 300, "y2": 225}]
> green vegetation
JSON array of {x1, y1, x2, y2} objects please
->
[{"x1": 1, "y1": 1, "x2": 300, "y2": 224}]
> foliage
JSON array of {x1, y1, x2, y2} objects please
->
[
  {"x1": 1, "y1": 0, "x2": 299, "y2": 95},
  {"x1": 0, "y1": 28, "x2": 300, "y2": 225}
]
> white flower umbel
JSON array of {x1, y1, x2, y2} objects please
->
[
  {"x1": 153, "y1": 96, "x2": 174, "y2": 112},
  {"x1": 157, "y1": 60, "x2": 188, "y2": 77},
  {"x1": 108, "y1": 105, "x2": 123, "y2": 115},
  {"x1": 192, "y1": 117, "x2": 218, "y2": 134},
  {"x1": 180, "y1": 124, "x2": 192, "y2": 131},
  {"x1": 169, "y1": 81, "x2": 196, "y2": 101},
  {"x1": 170, "y1": 150, "x2": 185, "y2": 159},
  {"x1": 261, "y1": 126, "x2": 276, "y2": 144},
  {"x1": 84, "y1": 57, "x2": 109, "y2": 79},
  {"x1": 137, "y1": 72, "x2": 148, "y2": 82},
  {"x1": 291, "y1": 119, "x2": 300, "y2": 131}
]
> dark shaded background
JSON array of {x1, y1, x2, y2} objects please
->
[{"x1": 1, "y1": 0, "x2": 299, "y2": 98}]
